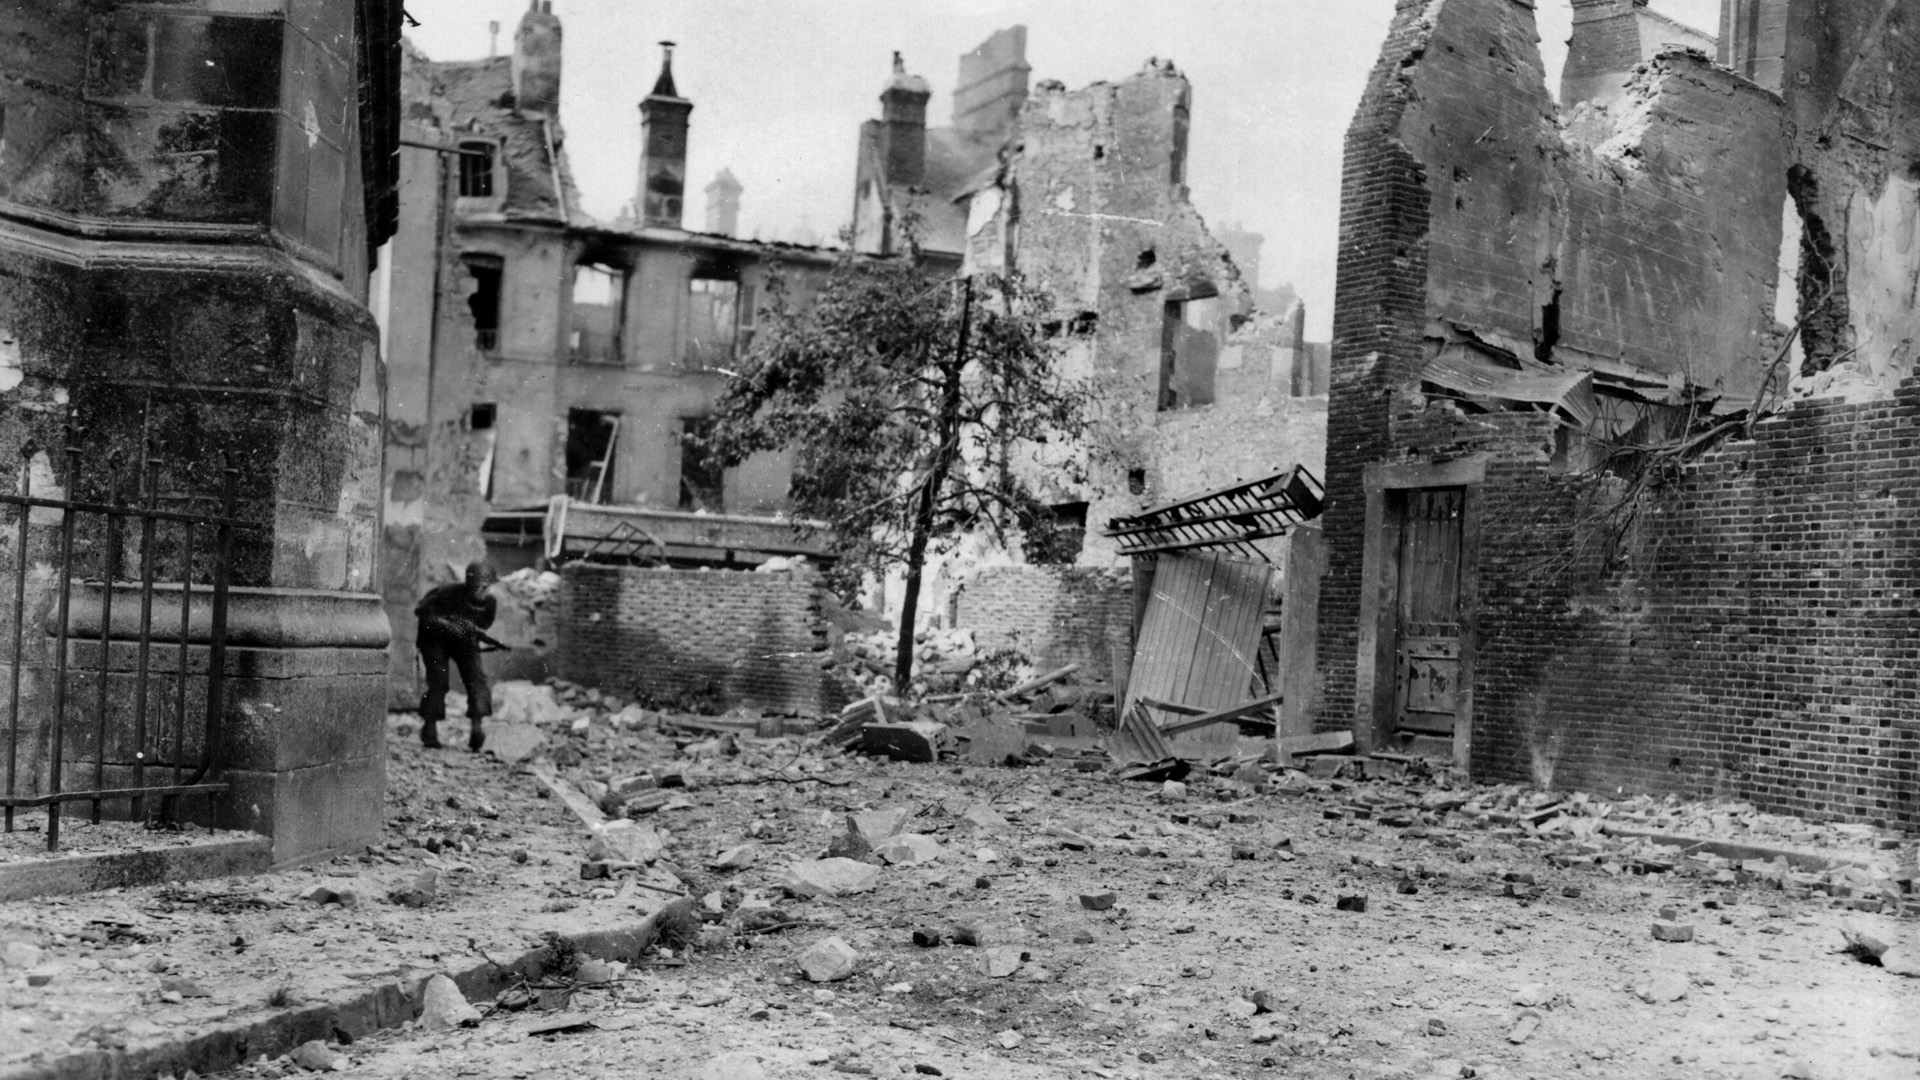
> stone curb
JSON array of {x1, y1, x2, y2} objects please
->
[
  {"x1": 0, "y1": 911, "x2": 665, "y2": 1080},
  {"x1": 1597, "y1": 823, "x2": 1881, "y2": 873},
  {"x1": 0, "y1": 837, "x2": 272, "y2": 904}
]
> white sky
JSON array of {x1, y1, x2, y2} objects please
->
[{"x1": 403, "y1": 0, "x2": 1723, "y2": 340}]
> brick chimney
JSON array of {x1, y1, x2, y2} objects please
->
[
  {"x1": 879, "y1": 52, "x2": 930, "y2": 189},
  {"x1": 638, "y1": 42, "x2": 693, "y2": 228},
  {"x1": 511, "y1": 0, "x2": 562, "y2": 116},
  {"x1": 704, "y1": 169, "x2": 742, "y2": 236},
  {"x1": 953, "y1": 26, "x2": 1029, "y2": 143}
]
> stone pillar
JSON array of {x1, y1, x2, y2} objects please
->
[{"x1": 0, "y1": 1, "x2": 399, "y2": 865}]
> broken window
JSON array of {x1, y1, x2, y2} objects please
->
[
  {"x1": 470, "y1": 403, "x2": 497, "y2": 500},
  {"x1": 1028, "y1": 501, "x2": 1088, "y2": 564},
  {"x1": 678, "y1": 417, "x2": 725, "y2": 512},
  {"x1": 569, "y1": 262, "x2": 625, "y2": 364},
  {"x1": 564, "y1": 409, "x2": 619, "y2": 503},
  {"x1": 462, "y1": 254, "x2": 503, "y2": 352},
  {"x1": 457, "y1": 140, "x2": 496, "y2": 198},
  {"x1": 1157, "y1": 296, "x2": 1221, "y2": 410},
  {"x1": 686, "y1": 275, "x2": 754, "y2": 370}
]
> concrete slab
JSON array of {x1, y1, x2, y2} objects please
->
[{"x1": 0, "y1": 835, "x2": 271, "y2": 903}]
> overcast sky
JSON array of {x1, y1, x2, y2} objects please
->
[{"x1": 403, "y1": 0, "x2": 1722, "y2": 339}]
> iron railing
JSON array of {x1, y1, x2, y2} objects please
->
[{"x1": 0, "y1": 434, "x2": 257, "y2": 851}]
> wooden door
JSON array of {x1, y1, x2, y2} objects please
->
[{"x1": 1395, "y1": 488, "x2": 1463, "y2": 738}]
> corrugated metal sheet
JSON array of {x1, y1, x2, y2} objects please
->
[{"x1": 1123, "y1": 552, "x2": 1271, "y2": 750}]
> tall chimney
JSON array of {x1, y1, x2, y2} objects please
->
[
  {"x1": 704, "y1": 169, "x2": 742, "y2": 236},
  {"x1": 879, "y1": 52, "x2": 930, "y2": 189},
  {"x1": 638, "y1": 41, "x2": 693, "y2": 228},
  {"x1": 511, "y1": 0, "x2": 562, "y2": 116},
  {"x1": 952, "y1": 26, "x2": 1030, "y2": 143}
]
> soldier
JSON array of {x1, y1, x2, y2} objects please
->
[{"x1": 415, "y1": 562, "x2": 502, "y2": 751}]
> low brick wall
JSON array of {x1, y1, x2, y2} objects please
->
[
  {"x1": 557, "y1": 565, "x2": 850, "y2": 715},
  {"x1": 953, "y1": 565, "x2": 1133, "y2": 684}
]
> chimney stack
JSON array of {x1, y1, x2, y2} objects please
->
[
  {"x1": 704, "y1": 169, "x2": 742, "y2": 236},
  {"x1": 879, "y1": 52, "x2": 931, "y2": 189},
  {"x1": 953, "y1": 26, "x2": 1030, "y2": 143},
  {"x1": 638, "y1": 41, "x2": 693, "y2": 228},
  {"x1": 511, "y1": 0, "x2": 562, "y2": 116}
]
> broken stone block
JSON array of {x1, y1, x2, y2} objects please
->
[
  {"x1": 875, "y1": 833, "x2": 943, "y2": 866},
  {"x1": 1159, "y1": 780, "x2": 1188, "y2": 801},
  {"x1": 960, "y1": 803, "x2": 1011, "y2": 833},
  {"x1": 709, "y1": 844, "x2": 759, "y2": 871},
  {"x1": 911, "y1": 927, "x2": 944, "y2": 948},
  {"x1": 307, "y1": 885, "x2": 356, "y2": 907},
  {"x1": 1, "y1": 941, "x2": 44, "y2": 969},
  {"x1": 1840, "y1": 917, "x2": 1895, "y2": 960},
  {"x1": 1632, "y1": 971, "x2": 1689, "y2": 1003},
  {"x1": 419, "y1": 973, "x2": 481, "y2": 1028},
  {"x1": 1046, "y1": 824, "x2": 1096, "y2": 850},
  {"x1": 950, "y1": 920, "x2": 984, "y2": 946},
  {"x1": 977, "y1": 946, "x2": 1022, "y2": 978},
  {"x1": 993, "y1": 1029, "x2": 1023, "y2": 1049},
  {"x1": 388, "y1": 868, "x2": 442, "y2": 909},
  {"x1": 1513, "y1": 983, "x2": 1552, "y2": 1007},
  {"x1": 862, "y1": 720, "x2": 948, "y2": 763},
  {"x1": 1651, "y1": 920, "x2": 1694, "y2": 942},
  {"x1": 1508, "y1": 1011, "x2": 1541, "y2": 1044},
  {"x1": 574, "y1": 958, "x2": 615, "y2": 986},
  {"x1": 290, "y1": 1039, "x2": 346, "y2": 1072},
  {"x1": 1878, "y1": 946, "x2": 1920, "y2": 977},
  {"x1": 781, "y1": 858, "x2": 882, "y2": 899},
  {"x1": 1336, "y1": 895, "x2": 1368, "y2": 913},
  {"x1": 847, "y1": 808, "x2": 910, "y2": 846},
  {"x1": 484, "y1": 722, "x2": 546, "y2": 765},
  {"x1": 798, "y1": 936, "x2": 858, "y2": 982},
  {"x1": 588, "y1": 820, "x2": 664, "y2": 865},
  {"x1": 1079, "y1": 891, "x2": 1118, "y2": 911}
]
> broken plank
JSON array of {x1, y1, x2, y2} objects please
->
[
  {"x1": 1159, "y1": 692, "x2": 1285, "y2": 737},
  {"x1": 532, "y1": 765, "x2": 607, "y2": 829},
  {"x1": 994, "y1": 663, "x2": 1081, "y2": 703},
  {"x1": 1135, "y1": 696, "x2": 1207, "y2": 717}
]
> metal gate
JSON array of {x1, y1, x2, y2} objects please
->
[
  {"x1": 0, "y1": 434, "x2": 254, "y2": 851},
  {"x1": 1395, "y1": 487, "x2": 1464, "y2": 739}
]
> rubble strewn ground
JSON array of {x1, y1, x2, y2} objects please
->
[{"x1": 1, "y1": 681, "x2": 1916, "y2": 1080}]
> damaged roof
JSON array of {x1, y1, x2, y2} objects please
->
[{"x1": 416, "y1": 50, "x2": 589, "y2": 226}]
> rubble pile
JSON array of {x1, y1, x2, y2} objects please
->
[{"x1": 842, "y1": 626, "x2": 1033, "y2": 699}]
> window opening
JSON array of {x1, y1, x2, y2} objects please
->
[
  {"x1": 1157, "y1": 295, "x2": 1221, "y2": 411},
  {"x1": 686, "y1": 276, "x2": 747, "y2": 370},
  {"x1": 457, "y1": 141, "x2": 495, "y2": 198},
  {"x1": 564, "y1": 409, "x2": 620, "y2": 503},
  {"x1": 470, "y1": 404, "x2": 497, "y2": 501},
  {"x1": 678, "y1": 418, "x2": 725, "y2": 512},
  {"x1": 462, "y1": 255, "x2": 503, "y2": 352},
  {"x1": 570, "y1": 262, "x2": 625, "y2": 364}
]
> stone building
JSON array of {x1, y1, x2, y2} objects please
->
[
  {"x1": 0, "y1": 0, "x2": 403, "y2": 863},
  {"x1": 952, "y1": 55, "x2": 1328, "y2": 566},
  {"x1": 379, "y1": 5, "x2": 841, "y2": 703},
  {"x1": 1317, "y1": 0, "x2": 1920, "y2": 828}
]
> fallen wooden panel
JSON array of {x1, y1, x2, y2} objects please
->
[
  {"x1": 1107, "y1": 702, "x2": 1175, "y2": 767},
  {"x1": 1123, "y1": 552, "x2": 1272, "y2": 753}
]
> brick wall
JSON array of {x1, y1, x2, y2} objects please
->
[
  {"x1": 557, "y1": 565, "x2": 852, "y2": 715},
  {"x1": 953, "y1": 565, "x2": 1134, "y2": 684}
]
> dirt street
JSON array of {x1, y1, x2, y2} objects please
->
[{"x1": 3, "y1": 691, "x2": 1917, "y2": 1080}]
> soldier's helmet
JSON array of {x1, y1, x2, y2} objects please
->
[{"x1": 464, "y1": 563, "x2": 498, "y2": 589}]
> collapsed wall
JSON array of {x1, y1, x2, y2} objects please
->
[
  {"x1": 1320, "y1": 0, "x2": 1920, "y2": 827},
  {"x1": 952, "y1": 566, "x2": 1133, "y2": 684},
  {"x1": 557, "y1": 565, "x2": 853, "y2": 715}
]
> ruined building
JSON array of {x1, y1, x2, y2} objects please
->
[
  {"x1": 851, "y1": 28, "x2": 1029, "y2": 267},
  {"x1": 961, "y1": 59, "x2": 1329, "y2": 567},
  {"x1": 0, "y1": 1, "x2": 403, "y2": 862},
  {"x1": 380, "y1": 4, "x2": 840, "y2": 704},
  {"x1": 1318, "y1": 0, "x2": 1920, "y2": 828}
]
